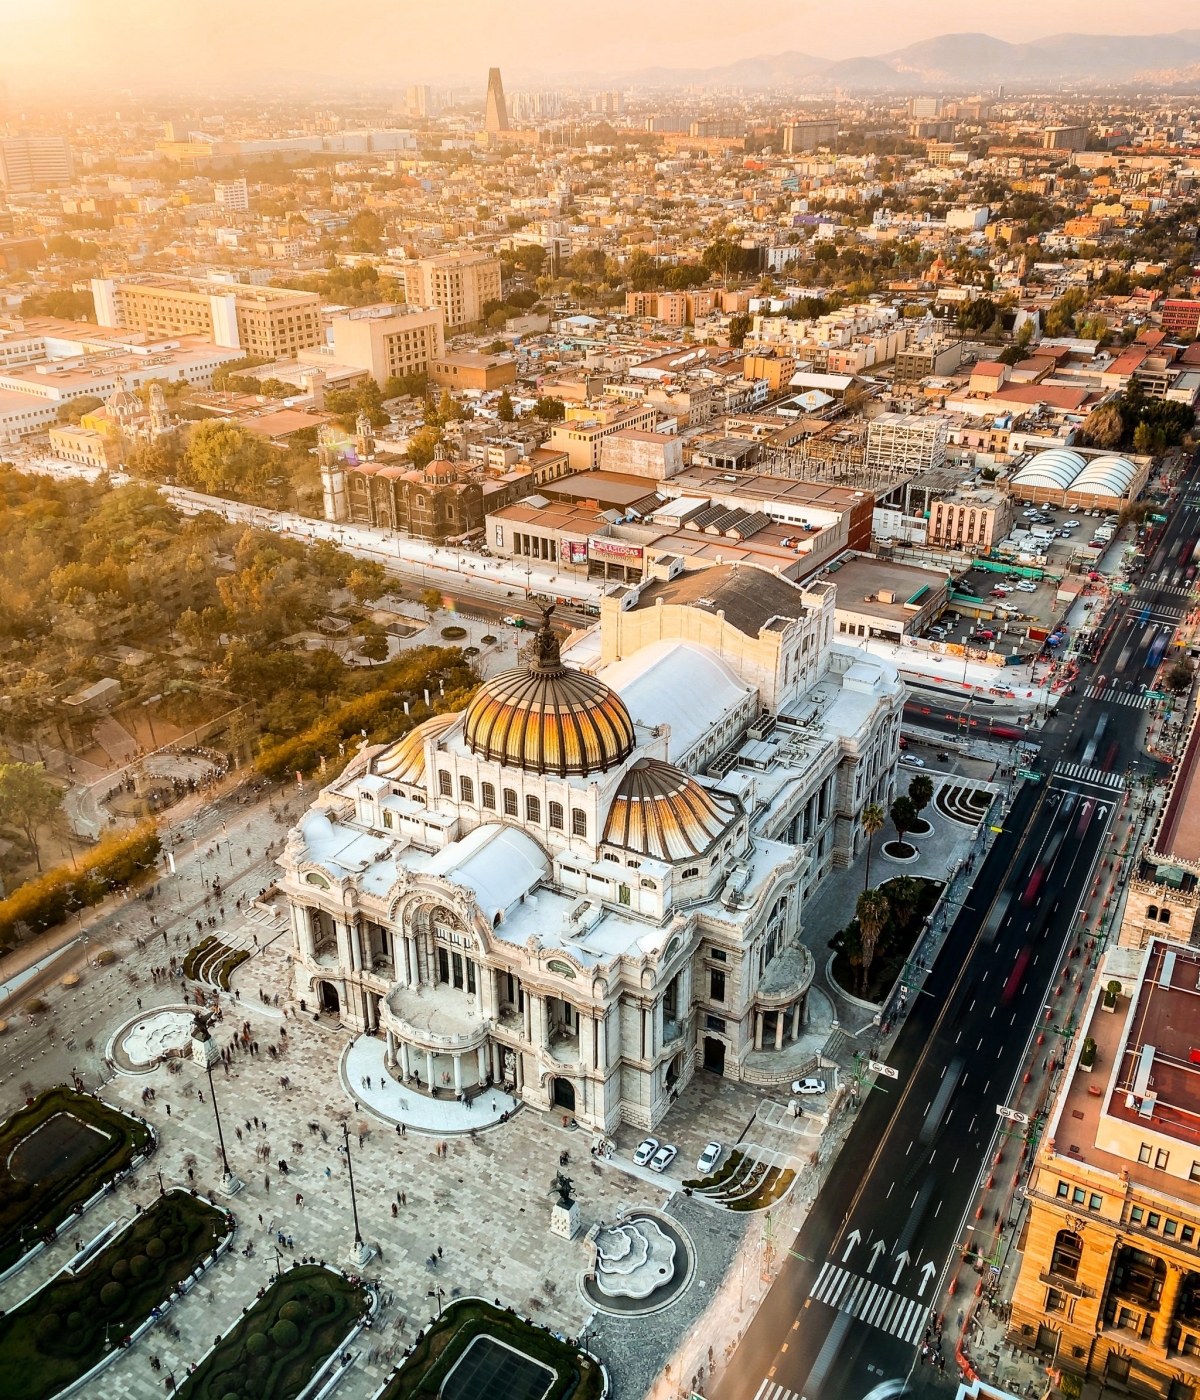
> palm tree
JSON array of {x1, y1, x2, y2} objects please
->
[
  {"x1": 860, "y1": 802, "x2": 886, "y2": 892},
  {"x1": 908, "y1": 774, "x2": 934, "y2": 834},
  {"x1": 890, "y1": 795, "x2": 919, "y2": 855},
  {"x1": 856, "y1": 888, "x2": 890, "y2": 998}
]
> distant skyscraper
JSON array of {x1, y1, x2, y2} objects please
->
[{"x1": 484, "y1": 68, "x2": 509, "y2": 132}]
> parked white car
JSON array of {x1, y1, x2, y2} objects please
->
[
  {"x1": 792, "y1": 1077, "x2": 827, "y2": 1095},
  {"x1": 649, "y1": 1144, "x2": 678, "y2": 1173},
  {"x1": 696, "y1": 1142, "x2": 723, "y2": 1175},
  {"x1": 633, "y1": 1137, "x2": 659, "y2": 1166}
]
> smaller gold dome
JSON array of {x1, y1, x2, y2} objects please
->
[
  {"x1": 603, "y1": 758, "x2": 736, "y2": 862},
  {"x1": 376, "y1": 712, "x2": 460, "y2": 786}
]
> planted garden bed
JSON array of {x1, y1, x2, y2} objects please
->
[
  {"x1": 0, "y1": 1189, "x2": 230, "y2": 1400},
  {"x1": 182, "y1": 935, "x2": 216, "y2": 979},
  {"x1": 0, "y1": 1087, "x2": 153, "y2": 1274},
  {"x1": 378, "y1": 1298, "x2": 602, "y2": 1400},
  {"x1": 830, "y1": 875, "x2": 943, "y2": 1003},
  {"x1": 175, "y1": 1262, "x2": 368, "y2": 1400}
]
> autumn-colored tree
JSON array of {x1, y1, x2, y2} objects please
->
[{"x1": 0, "y1": 762, "x2": 62, "y2": 872}]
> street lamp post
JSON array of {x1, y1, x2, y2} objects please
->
[
  {"x1": 427, "y1": 1285, "x2": 445, "y2": 1319},
  {"x1": 204, "y1": 1058, "x2": 242, "y2": 1196},
  {"x1": 341, "y1": 1123, "x2": 374, "y2": 1268}
]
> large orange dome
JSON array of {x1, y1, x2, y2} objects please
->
[
  {"x1": 603, "y1": 758, "x2": 736, "y2": 861},
  {"x1": 463, "y1": 610, "x2": 635, "y2": 776}
]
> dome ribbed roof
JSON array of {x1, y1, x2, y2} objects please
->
[
  {"x1": 376, "y1": 712, "x2": 459, "y2": 785},
  {"x1": 603, "y1": 758, "x2": 736, "y2": 862},
  {"x1": 462, "y1": 610, "x2": 635, "y2": 776}
]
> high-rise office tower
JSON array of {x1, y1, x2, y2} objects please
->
[{"x1": 484, "y1": 68, "x2": 509, "y2": 132}]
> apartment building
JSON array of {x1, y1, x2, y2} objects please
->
[
  {"x1": 0, "y1": 137, "x2": 74, "y2": 192},
  {"x1": 329, "y1": 303, "x2": 445, "y2": 384},
  {"x1": 548, "y1": 404, "x2": 658, "y2": 472},
  {"x1": 894, "y1": 339, "x2": 963, "y2": 383},
  {"x1": 91, "y1": 277, "x2": 322, "y2": 356},
  {"x1": 1010, "y1": 939, "x2": 1200, "y2": 1393},
  {"x1": 865, "y1": 412, "x2": 949, "y2": 472},
  {"x1": 401, "y1": 253, "x2": 502, "y2": 331},
  {"x1": 926, "y1": 488, "x2": 1014, "y2": 553}
]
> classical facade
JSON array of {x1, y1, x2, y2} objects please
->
[
  {"x1": 278, "y1": 564, "x2": 903, "y2": 1132},
  {"x1": 1010, "y1": 940, "x2": 1200, "y2": 1393}
]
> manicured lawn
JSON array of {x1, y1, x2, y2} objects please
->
[
  {"x1": 0, "y1": 1086, "x2": 153, "y2": 1273},
  {"x1": 0, "y1": 1189, "x2": 230, "y2": 1400},
  {"x1": 174, "y1": 1263, "x2": 368, "y2": 1400},
  {"x1": 379, "y1": 1299, "x2": 602, "y2": 1400}
]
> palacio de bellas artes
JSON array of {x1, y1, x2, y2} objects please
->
[{"x1": 279, "y1": 560, "x2": 904, "y2": 1134}]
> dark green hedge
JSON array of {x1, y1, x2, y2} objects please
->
[
  {"x1": 174, "y1": 1263, "x2": 368, "y2": 1400},
  {"x1": 379, "y1": 1299, "x2": 602, "y2": 1400},
  {"x1": 0, "y1": 1087, "x2": 153, "y2": 1274},
  {"x1": 0, "y1": 1189, "x2": 229, "y2": 1400},
  {"x1": 182, "y1": 935, "x2": 216, "y2": 979}
]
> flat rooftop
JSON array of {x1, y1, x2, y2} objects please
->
[
  {"x1": 1153, "y1": 711, "x2": 1200, "y2": 869},
  {"x1": 1045, "y1": 941, "x2": 1200, "y2": 1204},
  {"x1": 815, "y1": 555, "x2": 946, "y2": 623}
]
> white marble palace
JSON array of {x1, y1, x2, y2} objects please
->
[{"x1": 278, "y1": 561, "x2": 904, "y2": 1132}]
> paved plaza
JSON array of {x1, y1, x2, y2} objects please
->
[{"x1": 0, "y1": 781, "x2": 770, "y2": 1400}]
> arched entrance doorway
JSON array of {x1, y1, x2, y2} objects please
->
[
  {"x1": 551, "y1": 1077, "x2": 576, "y2": 1111},
  {"x1": 703, "y1": 1037, "x2": 726, "y2": 1075},
  {"x1": 666, "y1": 1050, "x2": 683, "y2": 1090},
  {"x1": 318, "y1": 981, "x2": 340, "y2": 1015}
]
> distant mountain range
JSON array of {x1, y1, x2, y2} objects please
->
[{"x1": 627, "y1": 30, "x2": 1200, "y2": 91}]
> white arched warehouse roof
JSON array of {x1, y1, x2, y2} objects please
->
[
  {"x1": 1011, "y1": 448, "x2": 1086, "y2": 491},
  {"x1": 1072, "y1": 455, "x2": 1138, "y2": 497}
]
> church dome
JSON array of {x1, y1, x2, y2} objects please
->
[
  {"x1": 603, "y1": 758, "x2": 736, "y2": 862},
  {"x1": 376, "y1": 711, "x2": 460, "y2": 786},
  {"x1": 463, "y1": 610, "x2": 635, "y2": 776}
]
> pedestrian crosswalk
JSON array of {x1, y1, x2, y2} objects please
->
[
  {"x1": 1053, "y1": 761, "x2": 1126, "y2": 790},
  {"x1": 1150, "y1": 584, "x2": 1196, "y2": 599},
  {"x1": 806, "y1": 1261, "x2": 929, "y2": 1344},
  {"x1": 751, "y1": 1380, "x2": 802, "y2": 1400},
  {"x1": 1083, "y1": 686, "x2": 1159, "y2": 710}
]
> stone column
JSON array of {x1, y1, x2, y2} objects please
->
[
  {"x1": 775, "y1": 1010, "x2": 785, "y2": 1050},
  {"x1": 453, "y1": 1054, "x2": 463, "y2": 1093},
  {"x1": 335, "y1": 919, "x2": 352, "y2": 970},
  {"x1": 405, "y1": 936, "x2": 418, "y2": 986},
  {"x1": 1153, "y1": 1263, "x2": 1185, "y2": 1350},
  {"x1": 386, "y1": 1028, "x2": 396, "y2": 1070},
  {"x1": 791, "y1": 1002, "x2": 801, "y2": 1041},
  {"x1": 349, "y1": 921, "x2": 363, "y2": 973},
  {"x1": 755, "y1": 1010, "x2": 764, "y2": 1051},
  {"x1": 476, "y1": 1045, "x2": 487, "y2": 1082},
  {"x1": 425, "y1": 1049, "x2": 435, "y2": 1089},
  {"x1": 522, "y1": 989, "x2": 532, "y2": 1044},
  {"x1": 400, "y1": 1041, "x2": 411, "y2": 1079},
  {"x1": 296, "y1": 906, "x2": 316, "y2": 960}
]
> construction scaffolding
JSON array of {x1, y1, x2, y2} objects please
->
[{"x1": 758, "y1": 424, "x2": 913, "y2": 494}]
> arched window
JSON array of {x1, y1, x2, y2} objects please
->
[
  {"x1": 438, "y1": 770, "x2": 452, "y2": 796},
  {"x1": 1147, "y1": 905, "x2": 1159, "y2": 920},
  {"x1": 459, "y1": 775, "x2": 474, "y2": 804},
  {"x1": 526, "y1": 794, "x2": 541, "y2": 824},
  {"x1": 682, "y1": 866, "x2": 699, "y2": 879},
  {"x1": 549, "y1": 801, "x2": 564, "y2": 830},
  {"x1": 1160, "y1": 909, "x2": 1171, "y2": 924},
  {"x1": 1050, "y1": 1230, "x2": 1082, "y2": 1282},
  {"x1": 503, "y1": 788, "x2": 518, "y2": 817},
  {"x1": 481, "y1": 782, "x2": 496, "y2": 810}
]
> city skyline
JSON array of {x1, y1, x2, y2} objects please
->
[{"x1": 2, "y1": 2, "x2": 1197, "y2": 97}]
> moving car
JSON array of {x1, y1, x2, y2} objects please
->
[
  {"x1": 649, "y1": 1144, "x2": 678, "y2": 1173},
  {"x1": 633, "y1": 1137, "x2": 659, "y2": 1166},
  {"x1": 696, "y1": 1142, "x2": 722, "y2": 1175},
  {"x1": 792, "y1": 1077, "x2": 827, "y2": 1095}
]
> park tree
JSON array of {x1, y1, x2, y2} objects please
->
[
  {"x1": 534, "y1": 396, "x2": 565, "y2": 422},
  {"x1": 855, "y1": 888, "x2": 890, "y2": 996},
  {"x1": 347, "y1": 561, "x2": 387, "y2": 604},
  {"x1": 1166, "y1": 659, "x2": 1195, "y2": 694},
  {"x1": 1084, "y1": 402, "x2": 1124, "y2": 450},
  {"x1": 497, "y1": 389, "x2": 515, "y2": 422},
  {"x1": 184, "y1": 420, "x2": 276, "y2": 499},
  {"x1": 407, "y1": 425, "x2": 443, "y2": 470},
  {"x1": 0, "y1": 762, "x2": 62, "y2": 872}
]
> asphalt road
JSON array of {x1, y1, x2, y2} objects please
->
[{"x1": 714, "y1": 451, "x2": 1199, "y2": 1400}]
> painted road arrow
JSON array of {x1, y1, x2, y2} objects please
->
[
  {"x1": 892, "y1": 1250, "x2": 910, "y2": 1286},
  {"x1": 841, "y1": 1229, "x2": 862, "y2": 1263},
  {"x1": 918, "y1": 1261, "x2": 937, "y2": 1297},
  {"x1": 867, "y1": 1238, "x2": 886, "y2": 1273}
]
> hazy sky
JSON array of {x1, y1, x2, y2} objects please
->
[{"x1": 0, "y1": 0, "x2": 1177, "y2": 96}]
